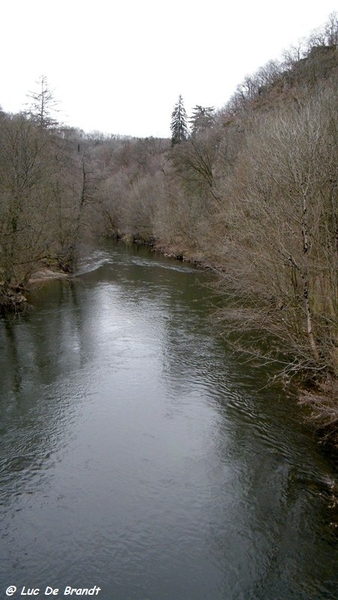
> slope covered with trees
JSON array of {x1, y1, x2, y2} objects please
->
[
  {"x1": 1, "y1": 15, "x2": 338, "y2": 447},
  {"x1": 89, "y1": 14, "x2": 338, "y2": 448},
  {"x1": 0, "y1": 78, "x2": 101, "y2": 310}
]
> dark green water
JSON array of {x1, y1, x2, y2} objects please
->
[{"x1": 1, "y1": 242, "x2": 338, "y2": 600}]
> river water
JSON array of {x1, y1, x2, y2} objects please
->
[{"x1": 0, "y1": 242, "x2": 338, "y2": 600}]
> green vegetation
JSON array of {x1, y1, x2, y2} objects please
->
[{"x1": 1, "y1": 16, "x2": 338, "y2": 447}]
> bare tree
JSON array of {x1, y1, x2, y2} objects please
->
[
  {"x1": 25, "y1": 75, "x2": 59, "y2": 129},
  {"x1": 0, "y1": 114, "x2": 55, "y2": 288},
  {"x1": 214, "y1": 85, "x2": 338, "y2": 377}
]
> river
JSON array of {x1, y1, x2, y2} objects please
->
[{"x1": 0, "y1": 242, "x2": 337, "y2": 600}]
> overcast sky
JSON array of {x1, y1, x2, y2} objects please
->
[{"x1": 1, "y1": 0, "x2": 337, "y2": 138}]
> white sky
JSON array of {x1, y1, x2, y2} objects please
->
[{"x1": 1, "y1": 0, "x2": 337, "y2": 138}]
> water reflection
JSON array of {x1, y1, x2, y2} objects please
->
[{"x1": 0, "y1": 242, "x2": 337, "y2": 600}]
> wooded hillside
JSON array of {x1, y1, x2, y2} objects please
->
[{"x1": 1, "y1": 14, "x2": 338, "y2": 446}]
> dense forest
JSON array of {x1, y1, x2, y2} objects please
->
[{"x1": 1, "y1": 15, "x2": 338, "y2": 447}]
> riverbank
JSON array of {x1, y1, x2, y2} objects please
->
[
  {"x1": 0, "y1": 268, "x2": 70, "y2": 315},
  {"x1": 2, "y1": 237, "x2": 338, "y2": 459},
  {"x1": 0, "y1": 284, "x2": 27, "y2": 315},
  {"x1": 299, "y1": 379, "x2": 338, "y2": 459},
  {"x1": 123, "y1": 236, "x2": 338, "y2": 459},
  {"x1": 29, "y1": 267, "x2": 70, "y2": 285}
]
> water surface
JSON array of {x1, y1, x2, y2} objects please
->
[{"x1": 1, "y1": 242, "x2": 337, "y2": 599}]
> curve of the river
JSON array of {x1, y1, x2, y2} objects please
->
[{"x1": 1, "y1": 242, "x2": 338, "y2": 600}]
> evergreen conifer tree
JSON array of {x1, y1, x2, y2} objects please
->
[{"x1": 170, "y1": 95, "x2": 188, "y2": 145}]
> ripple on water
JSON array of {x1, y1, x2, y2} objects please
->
[{"x1": 1, "y1": 242, "x2": 338, "y2": 600}]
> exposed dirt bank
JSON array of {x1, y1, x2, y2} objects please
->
[{"x1": 29, "y1": 268, "x2": 70, "y2": 284}]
